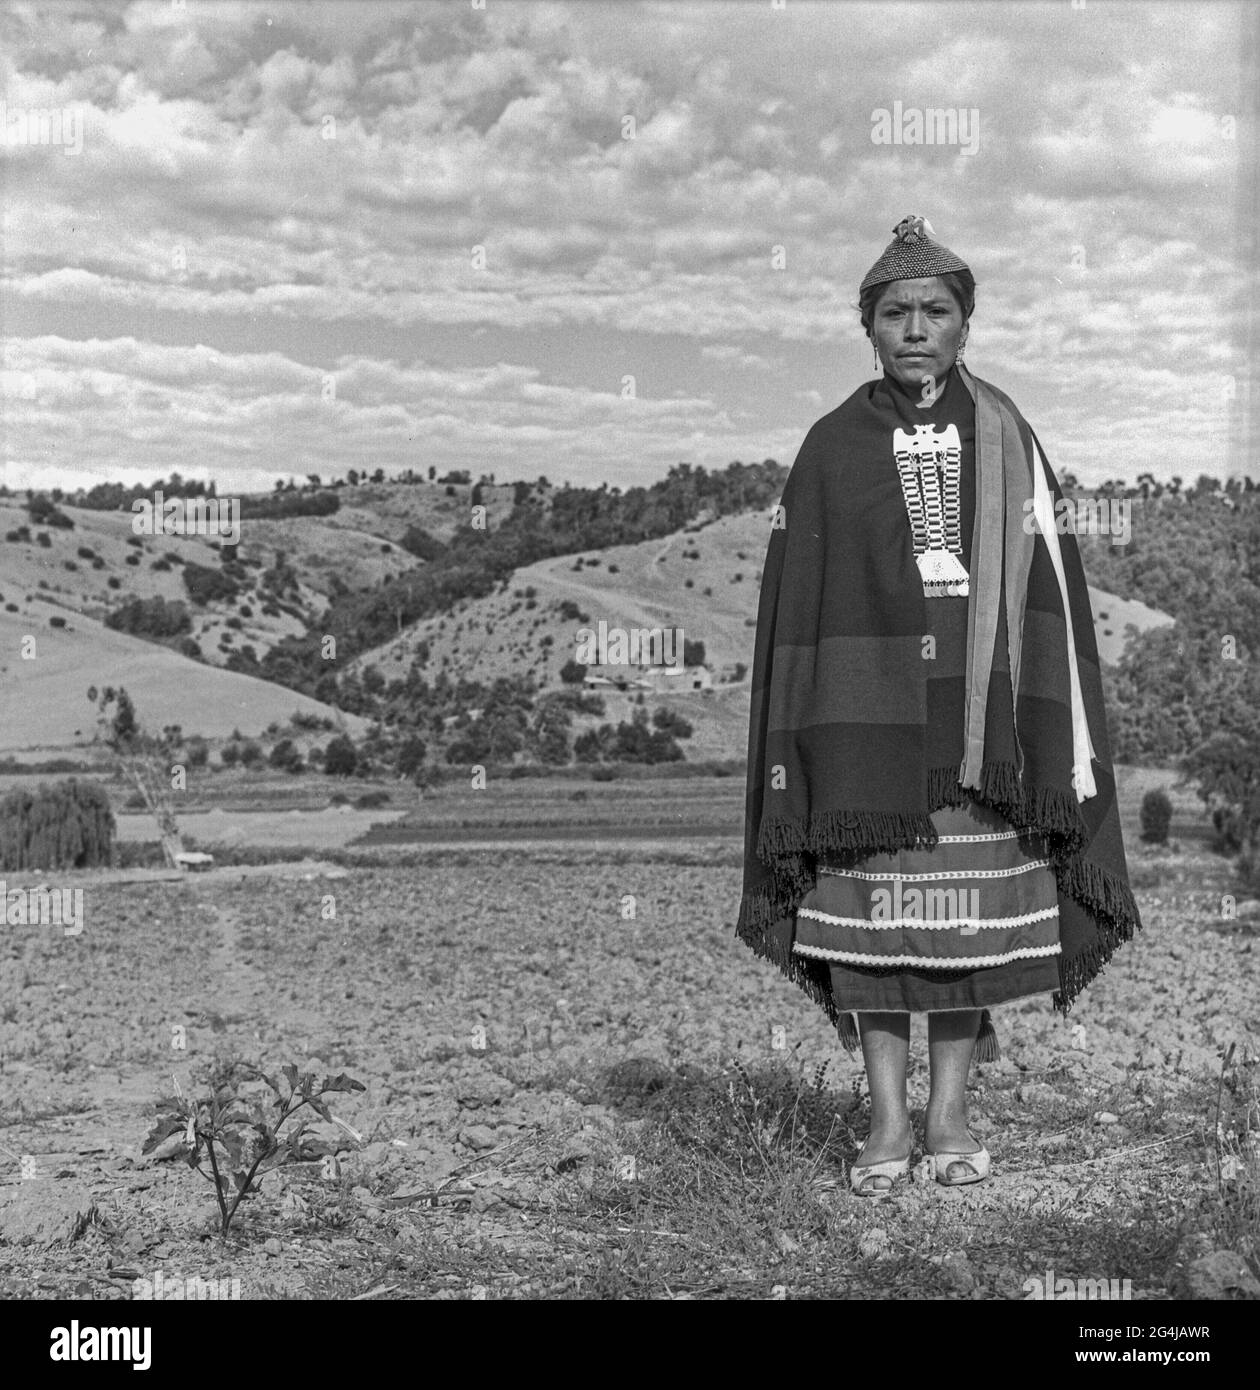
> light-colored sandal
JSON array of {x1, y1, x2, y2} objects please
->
[
  {"x1": 849, "y1": 1153, "x2": 911, "y2": 1197},
  {"x1": 919, "y1": 1143, "x2": 990, "y2": 1187}
]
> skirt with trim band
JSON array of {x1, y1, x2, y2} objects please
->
[{"x1": 792, "y1": 798, "x2": 1062, "y2": 1013}]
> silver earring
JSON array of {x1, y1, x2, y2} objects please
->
[
  {"x1": 873, "y1": 344, "x2": 880, "y2": 371},
  {"x1": 956, "y1": 339, "x2": 966, "y2": 364}
]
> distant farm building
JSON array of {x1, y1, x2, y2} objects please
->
[{"x1": 583, "y1": 664, "x2": 712, "y2": 694}]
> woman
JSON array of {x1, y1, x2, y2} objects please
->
[{"x1": 737, "y1": 216, "x2": 1141, "y2": 1196}]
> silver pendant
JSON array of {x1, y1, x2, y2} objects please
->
[{"x1": 916, "y1": 550, "x2": 970, "y2": 598}]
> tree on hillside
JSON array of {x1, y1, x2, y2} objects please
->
[
  {"x1": 1183, "y1": 725, "x2": 1260, "y2": 860},
  {"x1": 324, "y1": 734, "x2": 359, "y2": 777},
  {"x1": 91, "y1": 686, "x2": 187, "y2": 869}
]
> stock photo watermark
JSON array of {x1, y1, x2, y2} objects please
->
[
  {"x1": 870, "y1": 102, "x2": 980, "y2": 155},
  {"x1": 1023, "y1": 495, "x2": 1132, "y2": 546},
  {"x1": 870, "y1": 881, "x2": 983, "y2": 933},
  {"x1": 0, "y1": 880, "x2": 83, "y2": 936},
  {"x1": 1023, "y1": 1268, "x2": 1132, "y2": 1300},
  {"x1": 0, "y1": 100, "x2": 84, "y2": 155},
  {"x1": 49, "y1": 1324, "x2": 151, "y2": 1370},
  {"x1": 131, "y1": 489, "x2": 241, "y2": 545},
  {"x1": 574, "y1": 621, "x2": 685, "y2": 668},
  {"x1": 132, "y1": 1270, "x2": 242, "y2": 1300}
]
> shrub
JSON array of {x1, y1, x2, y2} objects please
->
[
  {"x1": 400, "y1": 526, "x2": 447, "y2": 562},
  {"x1": 237, "y1": 490, "x2": 340, "y2": 522},
  {"x1": 1139, "y1": 788, "x2": 1173, "y2": 844},
  {"x1": 239, "y1": 740, "x2": 263, "y2": 767},
  {"x1": 292, "y1": 712, "x2": 334, "y2": 732},
  {"x1": 1238, "y1": 836, "x2": 1260, "y2": 889},
  {"x1": 396, "y1": 735, "x2": 427, "y2": 778},
  {"x1": 269, "y1": 738, "x2": 304, "y2": 774},
  {"x1": 354, "y1": 790, "x2": 390, "y2": 809},
  {"x1": 0, "y1": 778, "x2": 115, "y2": 870},
  {"x1": 26, "y1": 495, "x2": 73, "y2": 529},
  {"x1": 653, "y1": 707, "x2": 694, "y2": 739},
  {"x1": 182, "y1": 561, "x2": 239, "y2": 605},
  {"x1": 323, "y1": 734, "x2": 358, "y2": 777},
  {"x1": 105, "y1": 595, "x2": 192, "y2": 640},
  {"x1": 554, "y1": 689, "x2": 605, "y2": 716}
]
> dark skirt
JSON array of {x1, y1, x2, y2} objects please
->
[{"x1": 791, "y1": 800, "x2": 1061, "y2": 1012}]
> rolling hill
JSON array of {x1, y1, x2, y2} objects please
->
[
  {"x1": 0, "y1": 602, "x2": 364, "y2": 754},
  {"x1": 0, "y1": 485, "x2": 1175, "y2": 759}
]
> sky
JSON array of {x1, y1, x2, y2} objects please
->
[{"x1": 1, "y1": 0, "x2": 1256, "y2": 496}]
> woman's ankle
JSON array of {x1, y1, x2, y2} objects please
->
[{"x1": 866, "y1": 1109, "x2": 912, "y2": 1140}]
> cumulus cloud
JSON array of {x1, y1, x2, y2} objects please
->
[{"x1": 0, "y1": 0, "x2": 1253, "y2": 489}]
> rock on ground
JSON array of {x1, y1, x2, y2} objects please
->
[
  {"x1": 0, "y1": 1182, "x2": 99, "y2": 1248},
  {"x1": 1169, "y1": 1250, "x2": 1260, "y2": 1300}
]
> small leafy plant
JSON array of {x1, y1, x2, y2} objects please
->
[{"x1": 143, "y1": 1058, "x2": 366, "y2": 1238}]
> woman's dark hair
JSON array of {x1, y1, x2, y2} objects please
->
[{"x1": 859, "y1": 269, "x2": 976, "y2": 340}]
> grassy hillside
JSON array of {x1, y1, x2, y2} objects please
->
[
  {"x1": 346, "y1": 507, "x2": 1172, "y2": 718},
  {"x1": 0, "y1": 600, "x2": 363, "y2": 754}
]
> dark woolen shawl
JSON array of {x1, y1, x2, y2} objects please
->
[{"x1": 736, "y1": 364, "x2": 1141, "y2": 1021}]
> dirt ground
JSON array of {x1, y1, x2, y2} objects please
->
[{"x1": 0, "y1": 811, "x2": 1256, "y2": 1300}]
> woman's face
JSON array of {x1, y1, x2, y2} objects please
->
[{"x1": 871, "y1": 276, "x2": 968, "y2": 390}]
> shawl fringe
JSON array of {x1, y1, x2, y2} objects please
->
[
  {"x1": 756, "y1": 807, "x2": 938, "y2": 864},
  {"x1": 1052, "y1": 855, "x2": 1142, "y2": 1014},
  {"x1": 734, "y1": 898, "x2": 840, "y2": 1024},
  {"x1": 975, "y1": 1008, "x2": 1000, "y2": 1063}
]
